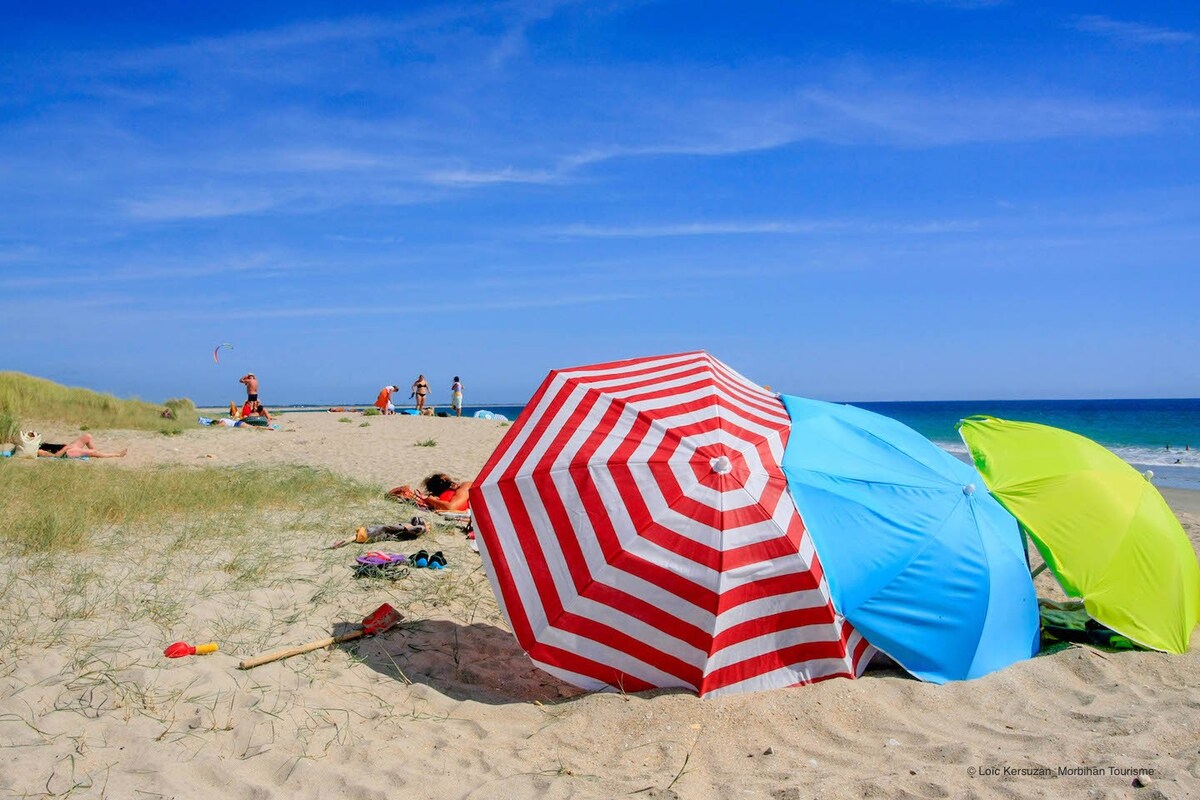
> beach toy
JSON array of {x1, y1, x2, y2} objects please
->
[
  {"x1": 164, "y1": 641, "x2": 219, "y2": 658},
  {"x1": 237, "y1": 603, "x2": 402, "y2": 669}
]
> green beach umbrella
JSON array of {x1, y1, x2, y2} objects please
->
[{"x1": 958, "y1": 415, "x2": 1200, "y2": 654}]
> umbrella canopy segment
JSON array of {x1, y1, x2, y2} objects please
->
[
  {"x1": 472, "y1": 352, "x2": 874, "y2": 697},
  {"x1": 780, "y1": 397, "x2": 1040, "y2": 684},
  {"x1": 959, "y1": 415, "x2": 1200, "y2": 654}
]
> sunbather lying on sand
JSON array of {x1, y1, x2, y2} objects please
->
[
  {"x1": 38, "y1": 433, "x2": 127, "y2": 459},
  {"x1": 388, "y1": 473, "x2": 472, "y2": 511}
]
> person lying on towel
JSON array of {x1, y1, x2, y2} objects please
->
[
  {"x1": 38, "y1": 433, "x2": 127, "y2": 458},
  {"x1": 390, "y1": 473, "x2": 471, "y2": 511}
]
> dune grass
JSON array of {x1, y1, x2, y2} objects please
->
[
  {"x1": 0, "y1": 371, "x2": 194, "y2": 436},
  {"x1": 0, "y1": 411, "x2": 18, "y2": 447},
  {"x1": 0, "y1": 463, "x2": 382, "y2": 553}
]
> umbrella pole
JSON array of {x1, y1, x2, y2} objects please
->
[{"x1": 1021, "y1": 526, "x2": 1050, "y2": 578}]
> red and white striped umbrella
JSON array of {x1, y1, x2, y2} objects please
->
[{"x1": 471, "y1": 352, "x2": 874, "y2": 697}]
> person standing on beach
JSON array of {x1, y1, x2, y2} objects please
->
[
  {"x1": 239, "y1": 373, "x2": 259, "y2": 419},
  {"x1": 411, "y1": 374, "x2": 430, "y2": 412},
  {"x1": 450, "y1": 376, "x2": 463, "y2": 417}
]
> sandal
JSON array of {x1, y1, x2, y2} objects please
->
[
  {"x1": 409, "y1": 549, "x2": 429, "y2": 568},
  {"x1": 355, "y1": 551, "x2": 407, "y2": 566},
  {"x1": 352, "y1": 562, "x2": 410, "y2": 580},
  {"x1": 428, "y1": 551, "x2": 447, "y2": 570}
]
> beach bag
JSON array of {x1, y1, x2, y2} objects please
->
[{"x1": 16, "y1": 430, "x2": 42, "y2": 458}]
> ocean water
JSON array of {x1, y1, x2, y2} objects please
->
[
  {"x1": 849, "y1": 399, "x2": 1200, "y2": 491},
  {"x1": 275, "y1": 399, "x2": 1200, "y2": 491},
  {"x1": 271, "y1": 404, "x2": 528, "y2": 420}
]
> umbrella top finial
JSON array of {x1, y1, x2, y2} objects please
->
[
  {"x1": 710, "y1": 455, "x2": 733, "y2": 475},
  {"x1": 963, "y1": 483, "x2": 976, "y2": 496}
]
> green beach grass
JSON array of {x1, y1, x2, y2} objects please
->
[
  {"x1": 1, "y1": 463, "x2": 382, "y2": 553},
  {"x1": 0, "y1": 371, "x2": 194, "y2": 438}
]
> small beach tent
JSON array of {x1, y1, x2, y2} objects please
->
[
  {"x1": 959, "y1": 416, "x2": 1200, "y2": 654},
  {"x1": 779, "y1": 397, "x2": 1040, "y2": 683}
]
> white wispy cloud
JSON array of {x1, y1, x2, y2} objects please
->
[
  {"x1": 267, "y1": 148, "x2": 384, "y2": 172},
  {"x1": 888, "y1": 0, "x2": 1008, "y2": 8},
  {"x1": 542, "y1": 218, "x2": 981, "y2": 239},
  {"x1": 1072, "y1": 15, "x2": 1197, "y2": 46},
  {"x1": 0, "y1": 254, "x2": 279, "y2": 290},
  {"x1": 176, "y1": 290, "x2": 651, "y2": 320},
  {"x1": 117, "y1": 15, "x2": 447, "y2": 70},
  {"x1": 323, "y1": 234, "x2": 405, "y2": 245},
  {"x1": 123, "y1": 191, "x2": 284, "y2": 221},
  {"x1": 424, "y1": 166, "x2": 564, "y2": 186},
  {"x1": 891, "y1": 0, "x2": 1006, "y2": 8},
  {"x1": 5, "y1": 5, "x2": 1193, "y2": 232},
  {"x1": 793, "y1": 87, "x2": 1177, "y2": 146}
]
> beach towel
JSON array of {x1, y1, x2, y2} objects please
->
[{"x1": 1039, "y1": 600, "x2": 1139, "y2": 651}]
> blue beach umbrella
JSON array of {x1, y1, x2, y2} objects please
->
[{"x1": 780, "y1": 396, "x2": 1039, "y2": 683}]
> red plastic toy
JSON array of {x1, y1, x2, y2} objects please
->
[{"x1": 164, "y1": 641, "x2": 219, "y2": 658}]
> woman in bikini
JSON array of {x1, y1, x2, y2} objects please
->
[
  {"x1": 411, "y1": 374, "x2": 430, "y2": 412},
  {"x1": 388, "y1": 472, "x2": 472, "y2": 511},
  {"x1": 38, "y1": 433, "x2": 127, "y2": 458}
]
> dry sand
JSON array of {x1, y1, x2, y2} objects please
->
[{"x1": 1, "y1": 411, "x2": 1197, "y2": 799}]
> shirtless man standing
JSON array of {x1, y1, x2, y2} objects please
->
[{"x1": 239, "y1": 373, "x2": 259, "y2": 419}]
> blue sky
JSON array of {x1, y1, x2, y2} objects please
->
[{"x1": 2, "y1": 1, "x2": 1197, "y2": 405}]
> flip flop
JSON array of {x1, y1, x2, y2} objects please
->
[
  {"x1": 409, "y1": 549, "x2": 429, "y2": 568},
  {"x1": 428, "y1": 551, "x2": 447, "y2": 570},
  {"x1": 355, "y1": 551, "x2": 406, "y2": 566}
]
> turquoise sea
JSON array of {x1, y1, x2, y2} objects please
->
[
  {"x1": 854, "y1": 399, "x2": 1200, "y2": 491},
  {"x1": 283, "y1": 399, "x2": 1200, "y2": 491}
]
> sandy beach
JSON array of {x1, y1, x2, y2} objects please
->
[{"x1": 1, "y1": 411, "x2": 1197, "y2": 799}]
